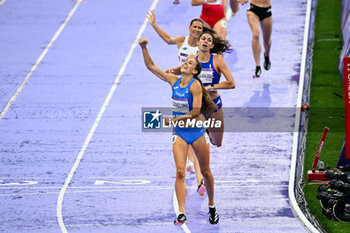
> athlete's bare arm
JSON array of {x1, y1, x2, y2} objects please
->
[
  {"x1": 147, "y1": 10, "x2": 185, "y2": 48},
  {"x1": 139, "y1": 38, "x2": 178, "y2": 86},
  {"x1": 208, "y1": 55, "x2": 235, "y2": 90}
]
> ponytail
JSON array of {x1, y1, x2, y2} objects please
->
[{"x1": 193, "y1": 77, "x2": 218, "y2": 116}]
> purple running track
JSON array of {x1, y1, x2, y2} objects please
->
[{"x1": 0, "y1": 0, "x2": 309, "y2": 232}]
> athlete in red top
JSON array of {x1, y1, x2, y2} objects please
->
[{"x1": 192, "y1": 0, "x2": 228, "y2": 39}]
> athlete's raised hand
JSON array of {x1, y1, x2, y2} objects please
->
[
  {"x1": 139, "y1": 38, "x2": 148, "y2": 48},
  {"x1": 147, "y1": 10, "x2": 156, "y2": 26}
]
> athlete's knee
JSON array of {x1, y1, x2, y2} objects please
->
[
  {"x1": 264, "y1": 39, "x2": 271, "y2": 46},
  {"x1": 200, "y1": 168, "x2": 212, "y2": 180},
  {"x1": 252, "y1": 32, "x2": 260, "y2": 41},
  {"x1": 176, "y1": 168, "x2": 186, "y2": 180}
]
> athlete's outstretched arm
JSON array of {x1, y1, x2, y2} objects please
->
[
  {"x1": 165, "y1": 65, "x2": 182, "y2": 76},
  {"x1": 191, "y1": 0, "x2": 217, "y2": 6},
  {"x1": 139, "y1": 38, "x2": 178, "y2": 86},
  {"x1": 147, "y1": 10, "x2": 184, "y2": 46},
  {"x1": 209, "y1": 55, "x2": 235, "y2": 90}
]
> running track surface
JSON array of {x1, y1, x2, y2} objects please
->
[{"x1": 0, "y1": 0, "x2": 308, "y2": 232}]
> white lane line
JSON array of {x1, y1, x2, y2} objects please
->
[
  {"x1": 88, "y1": 176, "x2": 163, "y2": 179},
  {"x1": 289, "y1": 0, "x2": 320, "y2": 232},
  {"x1": 0, "y1": 0, "x2": 6, "y2": 6},
  {"x1": 0, "y1": 184, "x2": 289, "y2": 197},
  {"x1": 226, "y1": 7, "x2": 232, "y2": 21},
  {"x1": 65, "y1": 222, "x2": 174, "y2": 227},
  {"x1": 173, "y1": 190, "x2": 191, "y2": 233},
  {"x1": 0, "y1": 0, "x2": 83, "y2": 120},
  {"x1": 56, "y1": 1, "x2": 159, "y2": 232},
  {"x1": 216, "y1": 179, "x2": 260, "y2": 183},
  {"x1": 0, "y1": 177, "x2": 53, "y2": 179},
  {"x1": 0, "y1": 184, "x2": 288, "y2": 190}
]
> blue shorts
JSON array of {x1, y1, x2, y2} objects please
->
[
  {"x1": 213, "y1": 96, "x2": 223, "y2": 112},
  {"x1": 173, "y1": 127, "x2": 206, "y2": 145}
]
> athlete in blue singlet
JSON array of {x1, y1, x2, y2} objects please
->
[
  {"x1": 139, "y1": 37, "x2": 219, "y2": 225},
  {"x1": 196, "y1": 53, "x2": 224, "y2": 110},
  {"x1": 172, "y1": 78, "x2": 206, "y2": 144},
  {"x1": 147, "y1": 10, "x2": 216, "y2": 193},
  {"x1": 196, "y1": 31, "x2": 235, "y2": 147}
]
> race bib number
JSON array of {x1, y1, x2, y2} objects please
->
[{"x1": 198, "y1": 69, "x2": 213, "y2": 84}]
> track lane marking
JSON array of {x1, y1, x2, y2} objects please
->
[
  {"x1": 0, "y1": 0, "x2": 83, "y2": 120},
  {"x1": 56, "y1": 1, "x2": 160, "y2": 232}
]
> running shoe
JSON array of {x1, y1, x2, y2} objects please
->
[
  {"x1": 253, "y1": 66, "x2": 261, "y2": 78},
  {"x1": 263, "y1": 54, "x2": 271, "y2": 70},
  {"x1": 174, "y1": 213, "x2": 187, "y2": 225},
  {"x1": 209, "y1": 207, "x2": 219, "y2": 225},
  {"x1": 173, "y1": 0, "x2": 180, "y2": 4},
  {"x1": 197, "y1": 178, "x2": 206, "y2": 196},
  {"x1": 186, "y1": 159, "x2": 195, "y2": 174}
]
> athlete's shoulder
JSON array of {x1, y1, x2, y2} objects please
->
[
  {"x1": 190, "y1": 78, "x2": 202, "y2": 91},
  {"x1": 175, "y1": 35, "x2": 186, "y2": 43}
]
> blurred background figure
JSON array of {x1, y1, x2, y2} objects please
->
[{"x1": 238, "y1": 0, "x2": 272, "y2": 78}]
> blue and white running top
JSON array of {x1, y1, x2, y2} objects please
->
[
  {"x1": 172, "y1": 77, "x2": 206, "y2": 144},
  {"x1": 196, "y1": 54, "x2": 221, "y2": 87},
  {"x1": 172, "y1": 78, "x2": 195, "y2": 117}
]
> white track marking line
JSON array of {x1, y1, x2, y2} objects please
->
[
  {"x1": 65, "y1": 222, "x2": 174, "y2": 227},
  {"x1": 0, "y1": 184, "x2": 289, "y2": 197},
  {"x1": 226, "y1": 7, "x2": 232, "y2": 21},
  {"x1": 0, "y1": 177, "x2": 53, "y2": 179},
  {"x1": 0, "y1": 184, "x2": 286, "y2": 190},
  {"x1": 0, "y1": 0, "x2": 82, "y2": 120},
  {"x1": 289, "y1": 0, "x2": 320, "y2": 232},
  {"x1": 88, "y1": 176, "x2": 163, "y2": 179},
  {"x1": 56, "y1": 1, "x2": 159, "y2": 232},
  {"x1": 0, "y1": 0, "x2": 6, "y2": 6},
  {"x1": 173, "y1": 190, "x2": 191, "y2": 233}
]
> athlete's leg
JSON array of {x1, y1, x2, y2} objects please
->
[
  {"x1": 261, "y1": 16, "x2": 272, "y2": 70},
  {"x1": 186, "y1": 146, "x2": 195, "y2": 173},
  {"x1": 247, "y1": 11, "x2": 261, "y2": 67},
  {"x1": 207, "y1": 108, "x2": 224, "y2": 147},
  {"x1": 173, "y1": 135, "x2": 189, "y2": 214},
  {"x1": 189, "y1": 146, "x2": 204, "y2": 186},
  {"x1": 213, "y1": 19, "x2": 227, "y2": 40},
  {"x1": 229, "y1": 0, "x2": 240, "y2": 14},
  {"x1": 191, "y1": 135, "x2": 215, "y2": 206}
]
